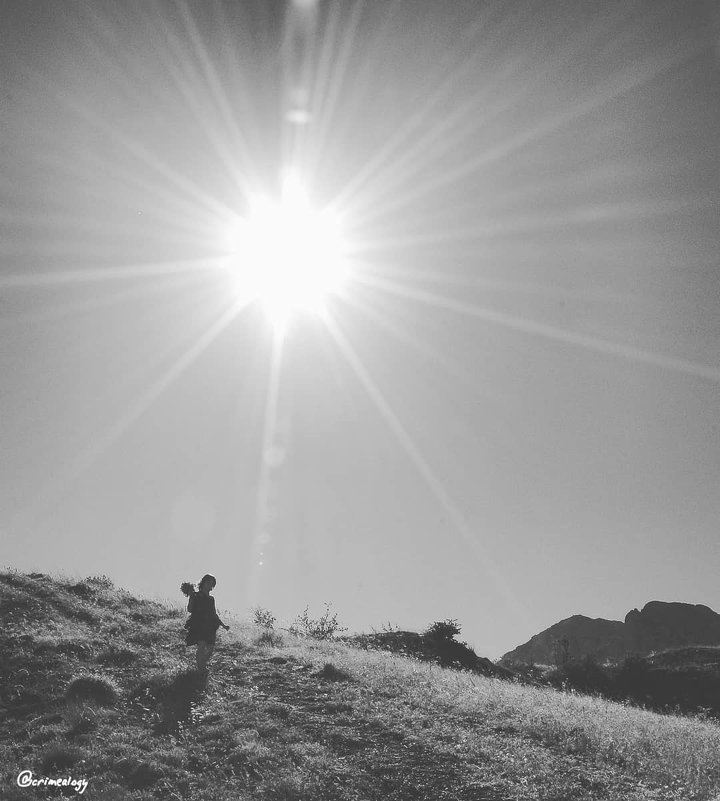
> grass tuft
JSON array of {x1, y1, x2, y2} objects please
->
[
  {"x1": 40, "y1": 743, "x2": 86, "y2": 773},
  {"x1": 254, "y1": 630, "x2": 284, "y2": 648},
  {"x1": 316, "y1": 662, "x2": 353, "y2": 682},
  {"x1": 96, "y1": 646, "x2": 138, "y2": 666},
  {"x1": 66, "y1": 674, "x2": 119, "y2": 706}
]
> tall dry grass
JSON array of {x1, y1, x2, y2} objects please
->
[{"x1": 275, "y1": 632, "x2": 720, "y2": 799}]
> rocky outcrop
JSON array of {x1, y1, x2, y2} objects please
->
[
  {"x1": 624, "y1": 602, "x2": 720, "y2": 655},
  {"x1": 502, "y1": 615, "x2": 626, "y2": 665},
  {"x1": 502, "y1": 602, "x2": 720, "y2": 665}
]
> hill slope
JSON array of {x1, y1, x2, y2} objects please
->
[{"x1": 2, "y1": 571, "x2": 720, "y2": 800}]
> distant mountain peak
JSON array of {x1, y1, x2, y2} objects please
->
[{"x1": 503, "y1": 601, "x2": 720, "y2": 665}]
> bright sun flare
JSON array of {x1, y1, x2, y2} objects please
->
[{"x1": 230, "y1": 177, "x2": 348, "y2": 332}]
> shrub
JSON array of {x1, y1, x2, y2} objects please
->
[
  {"x1": 85, "y1": 574, "x2": 114, "y2": 590},
  {"x1": 424, "y1": 619, "x2": 462, "y2": 642},
  {"x1": 252, "y1": 606, "x2": 277, "y2": 629},
  {"x1": 290, "y1": 603, "x2": 347, "y2": 640},
  {"x1": 65, "y1": 675, "x2": 118, "y2": 706}
]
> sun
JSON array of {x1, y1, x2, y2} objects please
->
[{"x1": 229, "y1": 176, "x2": 349, "y2": 332}]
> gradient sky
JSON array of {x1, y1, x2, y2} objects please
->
[{"x1": 2, "y1": 0, "x2": 719, "y2": 658}]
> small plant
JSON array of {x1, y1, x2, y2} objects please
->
[
  {"x1": 290, "y1": 603, "x2": 347, "y2": 640},
  {"x1": 85, "y1": 574, "x2": 114, "y2": 590},
  {"x1": 252, "y1": 606, "x2": 277, "y2": 630},
  {"x1": 255, "y1": 630, "x2": 284, "y2": 648}
]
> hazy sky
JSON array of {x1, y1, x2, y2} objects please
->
[{"x1": 2, "y1": 0, "x2": 719, "y2": 658}]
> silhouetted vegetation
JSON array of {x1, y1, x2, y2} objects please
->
[{"x1": 290, "y1": 603, "x2": 348, "y2": 640}]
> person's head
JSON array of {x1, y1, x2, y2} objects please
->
[{"x1": 199, "y1": 574, "x2": 216, "y2": 593}]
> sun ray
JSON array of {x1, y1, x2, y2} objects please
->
[
  {"x1": 73, "y1": 0, "x2": 262, "y2": 195},
  {"x1": 337, "y1": 287, "x2": 505, "y2": 404},
  {"x1": 303, "y1": 1, "x2": 381, "y2": 184},
  {"x1": 173, "y1": 2, "x2": 265, "y2": 192},
  {"x1": 0, "y1": 257, "x2": 225, "y2": 290},
  {"x1": 0, "y1": 269, "x2": 212, "y2": 329},
  {"x1": 6, "y1": 298, "x2": 247, "y2": 541},
  {"x1": 40, "y1": 70, "x2": 234, "y2": 222},
  {"x1": 346, "y1": 259, "x2": 642, "y2": 307},
  {"x1": 245, "y1": 328, "x2": 286, "y2": 610},
  {"x1": 344, "y1": 34, "x2": 702, "y2": 229},
  {"x1": 345, "y1": 193, "x2": 714, "y2": 257},
  {"x1": 356, "y1": 273, "x2": 720, "y2": 385},
  {"x1": 302, "y1": 0, "x2": 365, "y2": 184},
  {"x1": 321, "y1": 308, "x2": 529, "y2": 622},
  {"x1": 332, "y1": 2, "x2": 641, "y2": 219},
  {"x1": 30, "y1": 135, "x2": 232, "y2": 242},
  {"x1": 329, "y1": 1, "x2": 531, "y2": 212}
]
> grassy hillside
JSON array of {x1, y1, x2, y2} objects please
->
[
  {"x1": 2, "y1": 571, "x2": 720, "y2": 800},
  {"x1": 504, "y1": 647, "x2": 720, "y2": 720}
]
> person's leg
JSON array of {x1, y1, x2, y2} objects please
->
[
  {"x1": 196, "y1": 641, "x2": 215, "y2": 672},
  {"x1": 196, "y1": 641, "x2": 207, "y2": 671}
]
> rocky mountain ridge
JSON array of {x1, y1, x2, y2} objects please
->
[{"x1": 502, "y1": 601, "x2": 720, "y2": 665}]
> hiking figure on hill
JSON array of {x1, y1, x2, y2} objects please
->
[{"x1": 181, "y1": 574, "x2": 229, "y2": 672}]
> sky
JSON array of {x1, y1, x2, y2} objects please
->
[{"x1": 2, "y1": 0, "x2": 719, "y2": 659}]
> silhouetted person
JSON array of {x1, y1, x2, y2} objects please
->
[{"x1": 181, "y1": 574, "x2": 229, "y2": 672}]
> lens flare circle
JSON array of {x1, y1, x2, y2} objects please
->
[{"x1": 230, "y1": 183, "x2": 348, "y2": 330}]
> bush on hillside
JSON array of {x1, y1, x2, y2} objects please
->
[
  {"x1": 252, "y1": 606, "x2": 277, "y2": 629},
  {"x1": 424, "y1": 619, "x2": 462, "y2": 642},
  {"x1": 290, "y1": 604, "x2": 347, "y2": 640}
]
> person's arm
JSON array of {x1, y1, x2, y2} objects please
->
[
  {"x1": 187, "y1": 593, "x2": 196, "y2": 613},
  {"x1": 211, "y1": 597, "x2": 230, "y2": 630}
]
